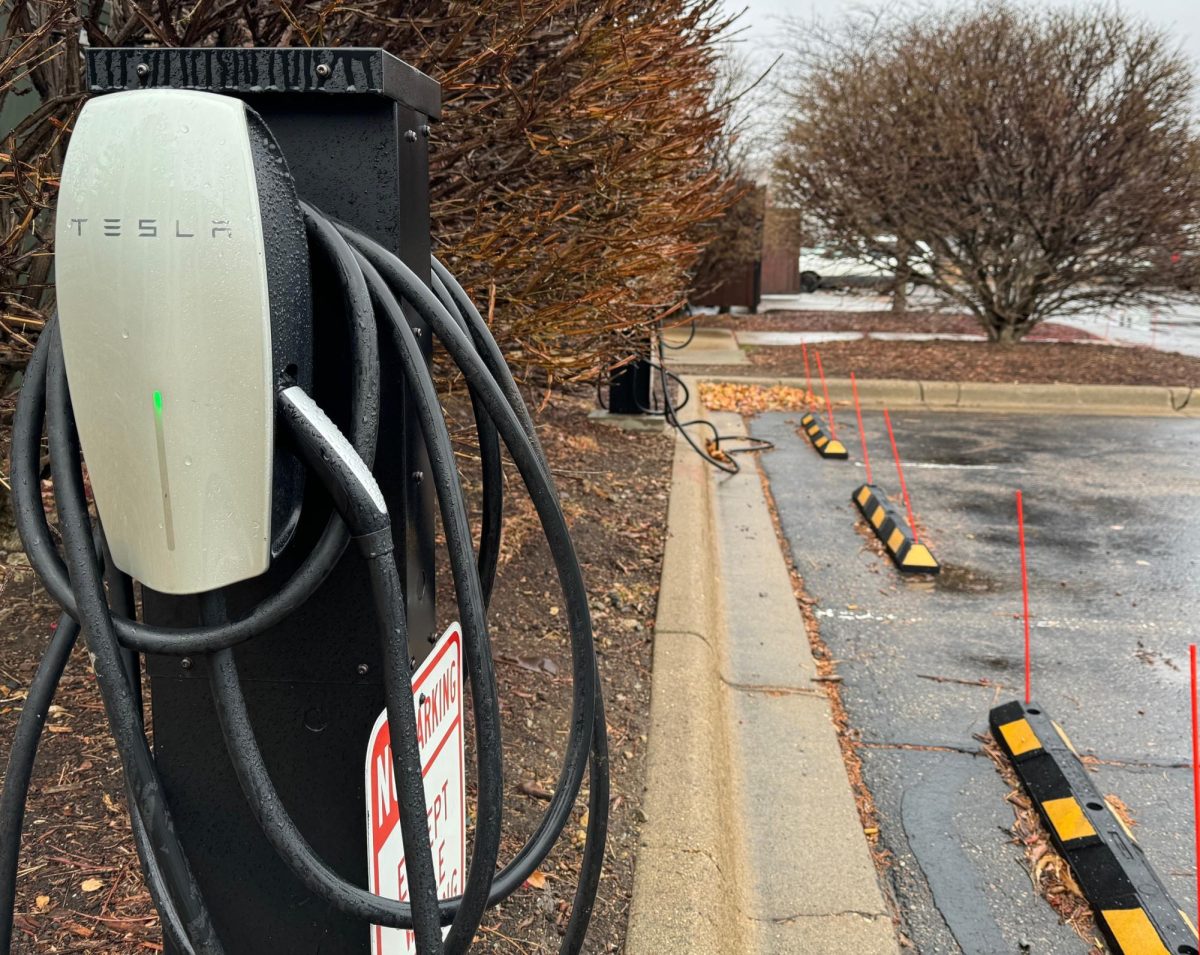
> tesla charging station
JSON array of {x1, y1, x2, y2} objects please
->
[{"x1": 0, "y1": 46, "x2": 607, "y2": 955}]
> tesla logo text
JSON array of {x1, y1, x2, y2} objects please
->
[{"x1": 66, "y1": 218, "x2": 233, "y2": 239}]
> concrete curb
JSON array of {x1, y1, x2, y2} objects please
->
[
  {"x1": 625, "y1": 418, "x2": 749, "y2": 954},
  {"x1": 697, "y1": 375, "x2": 1200, "y2": 417},
  {"x1": 627, "y1": 407, "x2": 898, "y2": 953}
]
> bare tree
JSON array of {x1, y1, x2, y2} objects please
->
[{"x1": 775, "y1": 3, "x2": 1200, "y2": 342}]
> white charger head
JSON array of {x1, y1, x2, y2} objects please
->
[{"x1": 54, "y1": 89, "x2": 311, "y2": 595}]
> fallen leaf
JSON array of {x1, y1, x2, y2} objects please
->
[
  {"x1": 514, "y1": 654, "x2": 559, "y2": 676},
  {"x1": 517, "y1": 780, "x2": 554, "y2": 801},
  {"x1": 1105, "y1": 794, "x2": 1137, "y2": 829},
  {"x1": 524, "y1": 870, "x2": 547, "y2": 890},
  {"x1": 80, "y1": 878, "x2": 104, "y2": 893},
  {"x1": 95, "y1": 915, "x2": 159, "y2": 930}
]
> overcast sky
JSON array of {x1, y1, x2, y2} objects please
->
[
  {"x1": 724, "y1": 0, "x2": 1200, "y2": 74},
  {"x1": 723, "y1": 0, "x2": 1200, "y2": 169}
]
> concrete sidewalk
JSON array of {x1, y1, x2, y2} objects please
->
[
  {"x1": 626, "y1": 412, "x2": 898, "y2": 953},
  {"x1": 661, "y1": 325, "x2": 747, "y2": 364}
]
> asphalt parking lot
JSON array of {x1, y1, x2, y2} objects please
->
[{"x1": 752, "y1": 410, "x2": 1199, "y2": 954}]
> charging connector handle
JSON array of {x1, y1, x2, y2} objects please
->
[{"x1": 277, "y1": 385, "x2": 389, "y2": 537}]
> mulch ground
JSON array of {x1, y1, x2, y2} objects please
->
[
  {"x1": 0, "y1": 388, "x2": 673, "y2": 954},
  {"x1": 739, "y1": 337, "x2": 1200, "y2": 387}
]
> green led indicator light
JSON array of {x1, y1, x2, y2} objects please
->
[{"x1": 152, "y1": 390, "x2": 174, "y2": 550}]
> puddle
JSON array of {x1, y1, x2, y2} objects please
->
[
  {"x1": 963, "y1": 652, "x2": 1015, "y2": 672},
  {"x1": 926, "y1": 563, "x2": 1006, "y2": 594}
]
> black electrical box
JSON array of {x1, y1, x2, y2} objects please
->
[{"x1": 608, "y1": 356, "x2": 654, "y2": 414}]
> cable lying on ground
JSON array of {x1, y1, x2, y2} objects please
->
[{"x1": 597, "y1": 317, "x2": 773, "y2": 475}]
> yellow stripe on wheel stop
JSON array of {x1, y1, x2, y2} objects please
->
[
  {"x1": 997, "y1": 718, "x2": 1041, "y2": 757},
  {"x1": 1042, "y1": 796, "x2": 1096, "y2": 843},
  {"x1": 1101, "y1": 908, "x2": 1171, "y2": 955}
]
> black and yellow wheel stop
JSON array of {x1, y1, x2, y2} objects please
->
[
  {"x1": 799, "y1": 412, "x2": 847, "y2": 459},
  {"x1": 990, "y1": 700, "x2": 1198, "y2": 955},
  {"x1": 851, "y1": 483, "x2": 939, "y2": 575}
]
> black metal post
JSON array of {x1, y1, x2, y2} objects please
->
[{"x1": 84, "y1": 48, "x2": 438, "y2": 954}]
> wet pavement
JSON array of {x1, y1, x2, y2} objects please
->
[{"x1": 752, "y1": 410, "x2": 1199, "y2": 954}]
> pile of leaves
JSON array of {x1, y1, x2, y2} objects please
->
[
  {"x1": 1, "y1": 0, "x2": 746, "y2": 384},
  {"x1": 698, "y1": 381, "x2": 815, "y2": 415}
]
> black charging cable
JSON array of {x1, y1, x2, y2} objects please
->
[
  {"x1": 658, "y1": 305, "x2": 697, "y2": 350},
  {"x1": 0, "y1": 201, "x2": 607, "y2": 955},
  {"x1": 596, "y1": 318, "x2": 773, "y2": 475}
]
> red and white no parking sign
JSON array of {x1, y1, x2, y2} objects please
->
[{"x1": 365, "y1": 623, "x2": 465, "y2": 954}]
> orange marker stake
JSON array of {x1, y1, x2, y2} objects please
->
[
  {"x1": 851, "y1": 372, "x2": 872, "y2": 484},
  {"x1": 1018, "y1": 491, "x2": 1031, "y2": 705},
  {"x1": 1192, "y1": 643, "x2": 1199, "y2": 930},
  {"x1": 802, "y1": 343, "x2": 813, "y2": 401},
  {"x1": 814, "y1": 349, "x2": 838, "y2": 438},
  {"x1": 882, "y1": 408, "x2": 917, "y2": 542}
]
